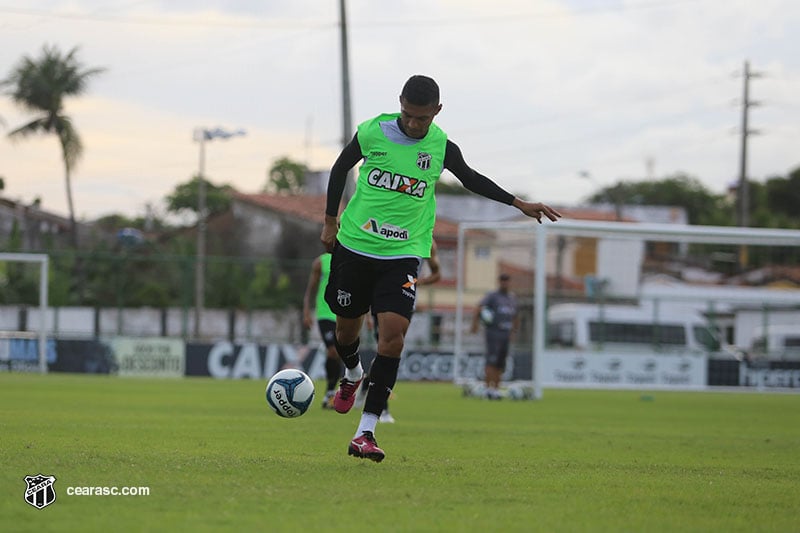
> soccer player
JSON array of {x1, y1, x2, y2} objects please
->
[
  {"x1": 302, "y1": 252, "x2": 343, "y2": 409},
  {"x1": 322, "y1": 74, "x2": 561, "y2": 462},
  {"x1": 470, "y1": 273, "x2": 519, "y2": 400}
]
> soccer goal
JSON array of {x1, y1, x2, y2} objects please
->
[
  {"x1": 454, "y1": 219, "x2": 800, "y2": 400},
  {"x1": 0, "y1": 253, "x2": 49, "y2": 373}
]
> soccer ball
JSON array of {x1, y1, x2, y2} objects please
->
[
  {"x1": 265, "y1": 369, "x2": 315, "y2": 418},
  {"x1": 479, "y1": 306, "x2": 494, "y2": 325}
]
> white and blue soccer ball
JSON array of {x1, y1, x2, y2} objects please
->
[
  {"x1": 265, "y1": 369, "x2": 315, "y2": 418},
  {"x1": 507, "y1": 384, "x2": 525, "y2": 400},
  {"x1": 479, "y1": 306, "x2": 494, "y2": 325}
]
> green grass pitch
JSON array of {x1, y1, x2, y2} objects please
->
[{"x1": 1, "y1": 372, "x2": 799, "y2": 532}]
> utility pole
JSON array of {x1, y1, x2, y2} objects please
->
[
  {"x1": 195, "y1": 130, "x2": 207, "y2": 339},
  {"x1": 192, "y1": 127, "x2": 246, "y2": 339},
  {"x1": 736, "y1": 60, "x2": 761, "y2": 228},
  {"x1": 736, "y1": 60, "x2": 762, "y2": 270},
  {"x1": 339, "y1": 0, "x2": 355, "y2": 202}
]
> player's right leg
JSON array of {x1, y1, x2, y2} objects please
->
[
  {"x1": 355, "y1": 309, "x2": 380, "y2": 408},
  {"x1": 348, "y1": 431, "x2": 385, "y2": 462},
  {"x1": 332, "y1": 318, "x2": 366, "y2": 413},
  {"x1": 484, "y1": 332, "x2": 504, "y2": 400},
  {"x1": 350, "y1": 260, "x2": 418, "y2": 461}
]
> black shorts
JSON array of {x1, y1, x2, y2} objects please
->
[
  {"x1": 325, "y1": 242, "x2": 421, "y2": 320},
  {"x1": 317, "y1": 319, "x2": 336, "y2": 348},
  {"x1": 485, "y1": 329, "x2": 511, "y2": 369}
]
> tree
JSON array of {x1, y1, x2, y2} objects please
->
[
  {"x1": 763, "y1": 166, "x2": 800, "y2": 224},
  {"x1": 266, "y1": 156, "x2": 307, "y2": 194},
  {"x1": 1, "y1": 44, "x2": 105, "y2": 247},
  {"x1": 588, "y1": 173, "x2": 731, "y2": 226},
  {"x1": 0, "y1": 222, "x2": 39, "y2": 304},
  {"x1": 745, "y1": 166, "x2": 800, "y2": 232},
  {"x1": 166, "y1": 176, "x2": 233, "y2": 217},
  {"x1": 93, "y1": 212, "x2": 169, "y2": 233}
]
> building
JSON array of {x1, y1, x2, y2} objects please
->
[{"x1": 0, "y1": 196, "x2": 95, "y2": 250}]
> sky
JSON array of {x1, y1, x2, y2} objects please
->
[{"x1": 0, "y1": 0, "x2": 798, "y2": 222}]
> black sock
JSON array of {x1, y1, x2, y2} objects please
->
[
  {"x1": 334, "y1": 337, "x2": 361, "y2": 370},
  {"x1": 325, "y1": 357, "x2": 342, "y2": 391},
  {"x1": 364, "y1": 354, "x2": 399, "y2": 416}
]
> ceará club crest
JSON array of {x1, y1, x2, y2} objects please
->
[{"x1": 416, "y1": 152, "x2": 431, "y2": 170}]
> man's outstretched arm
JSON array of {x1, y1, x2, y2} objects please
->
[{"x1": 445, "y1": 139, "x2": 561, "y2": 223}]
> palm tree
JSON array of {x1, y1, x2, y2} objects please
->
[{"x1": 1, "y1": 44, "x2": 105, "y2": 246}]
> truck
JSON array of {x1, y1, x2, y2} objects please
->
[{"x1": 546, "y1": 302, "x2": 725, "y2": 355}]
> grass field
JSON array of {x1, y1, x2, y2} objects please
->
[{"x1": 2, "y1": 373, "x2": 799, "y2": 532}]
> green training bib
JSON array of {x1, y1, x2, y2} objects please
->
[
  {"x1": 315, "y1": 253, "x2": 337, "y2": 321},
  {"x1": 337, "y1": 113, "x2": 447, "y2": 258}
]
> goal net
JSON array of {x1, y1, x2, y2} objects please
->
[
  {"x1": 454, "y1": 219, "x2": 800, "y2": 399},
  {"x1": 0, "y1": 253, "x2": 50, "y2": 373}
]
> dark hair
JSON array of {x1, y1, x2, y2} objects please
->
[{"x1": 401, "y1": 75, "x2": 440, "y2": 106}]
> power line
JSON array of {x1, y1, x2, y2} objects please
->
[
  {"x1": 0, "y1": 6, "x2": 336, "y2": 30},
  {"x1": 357, "y1": 0, "x2": 703, "y2": 27},
  {"x1": 0, "y1": 0, "x2": 701, "y2": 30}
]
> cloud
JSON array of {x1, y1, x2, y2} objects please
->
[
  {"x1": 1, "y1": 0, "x2": 798, "y2": 218},
  {"x1": 1, "y1": 95, "x2": 338, "y2": 219}
]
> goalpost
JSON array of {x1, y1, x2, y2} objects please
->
[
  {"x1": 455, "y1": 219, "x2": 800, "y2": 400},
  {"x1": 0, "y1": 253, "x2": 49, "y2": 373}
]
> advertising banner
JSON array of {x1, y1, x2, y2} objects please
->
[
  {"x1": 540, "y1": 350, "x2": 707, "y2": 389},
  {"x1": 36, "y1": 335, "x2": 800, "y2": 391},
  {"x1": 399, "y1": 350, "x2": 516, "y2": 381},
  {"x1": 185, "y1": 341, "x2": 331, "y2": 379},
  {"x1": 112, "y1": 337, "x2": 185, "y2": 377},
  {"x1": 185, "y1": 342, "x2": 506, "y2": 382},
  {"x1": 0, "y1": 337, "x2": 57, "y2": 372},
  {"x1": 50, "y1": 339, "x2": 116, "y2": 374},
  {"x1": 739, "y1": 361, "x2": 800, "y2": 388}
]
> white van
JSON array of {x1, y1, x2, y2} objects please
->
[
  {"x1": 748, "y1": 325, "x2": 800, "y2": 361},
  {"x1": 547, "y1": 303, "x2": 723, "y2": 355}
]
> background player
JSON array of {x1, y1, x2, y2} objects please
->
[{"x1": 470, "y1": 273, "x2": 519, "y2": 399}]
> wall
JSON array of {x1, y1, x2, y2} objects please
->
[{"x1": 1, "y1": 306, "x2": 303, "y2": 343}]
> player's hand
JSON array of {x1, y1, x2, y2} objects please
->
[
  {"x1": 320, "y1": 216, "x2": 339, "y2": 252},
  {"x1": 513, "y1": 199, "x2": 562, "y2": 224},
  {"x1": 417, "y1": 274, "x2": 440, "y2": 286}
]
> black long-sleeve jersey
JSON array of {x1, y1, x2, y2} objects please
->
[{"x1": 325, "y1": 131, "x2": 515, "y2": 218}]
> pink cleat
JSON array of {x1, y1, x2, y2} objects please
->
[
  {"x1": 348, "y1": 431, "x2": 385, "y2": 462},
  {"x1": 333, "y1": 375, "x2": 363, "y2": 413}
]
